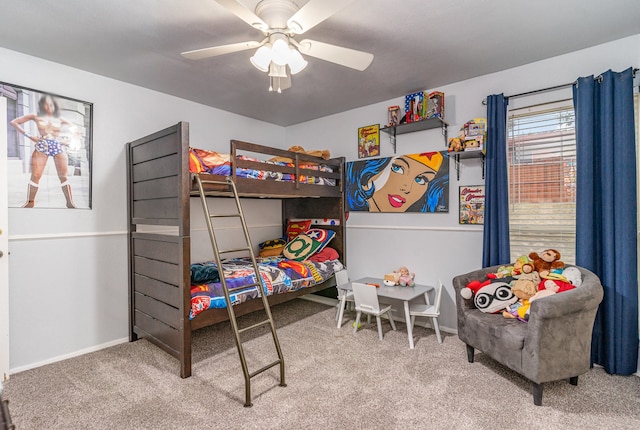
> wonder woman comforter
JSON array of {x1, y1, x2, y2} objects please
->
[
  {"x1": 189, "y1": 257, "x2": 344, "y2": 319},
  {"x1": 189, "y1": 147, "x2": 336, "y2": 186}
]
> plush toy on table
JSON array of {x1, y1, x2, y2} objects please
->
[
  {"x1": 528, "y1": 249, "x2": 565, "y2": 278},
  {"x1": 397, "y1": 266, "x2": 415, "y2": 287},
  {"x1": 383, "y1": 267, "x2": 415, "y2": 286}
]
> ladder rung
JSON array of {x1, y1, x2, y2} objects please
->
[
  {"x1": 249, "y1": 359, "x2": 281, "y2": 379},
  {"x1": 197, "y1": 179, "x2": 231, "y2": 186},
  {"x1": 210, "y1": 213, "x2": 241, "y2": 218},
  {"x1": 238, "y1": 319, "x2": 272, "y2": 334},
  {"x1": 218, "y1": 247, "x2": 251, "y2": 254},
  {"x1": 227, "y1": 282, "x2": 261, "y2": 292}
]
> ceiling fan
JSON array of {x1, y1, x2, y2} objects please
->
[{"x1": 181, "y1": 0, "x2": 374, "y2": 93}]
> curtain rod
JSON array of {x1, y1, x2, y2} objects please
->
[{"x1": 481, "y1": 68, "x2": 638, "y2": 105}]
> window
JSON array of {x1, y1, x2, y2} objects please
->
[{"x1": 507, "y1": 100, "x2": 576, "y2": 263}]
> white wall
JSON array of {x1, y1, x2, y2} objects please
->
[
  {"x1": 286, "y1": 34, "x2": 640, "y2": 331},
  {"x1": 1, "y1": 47, "x2": 286, "y2": 372}
]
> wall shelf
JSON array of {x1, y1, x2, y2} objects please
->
[
  {"x1": 381, "y1": 117, "x2": 448, "y2": 153},
  {"x1": 451, "y1": 150, "x2": 485, "y2": 181}
]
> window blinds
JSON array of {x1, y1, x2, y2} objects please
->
[{"x1": 507, "y1": 100, "x2": 576, "y2": 264}]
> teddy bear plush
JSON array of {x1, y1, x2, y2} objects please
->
[{"x1": 528, "y1": 249, "x2": 565, "y2": 278}]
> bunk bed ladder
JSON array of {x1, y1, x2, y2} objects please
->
[{"x1": 194, "y1": 175, "x2": 286, "y2": 407}]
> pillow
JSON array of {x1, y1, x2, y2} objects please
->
[
  {"x1": 259, "y1": 238, "x2": 287, "y2": 258},
  {"x1": 283, "y1": 234, "x2": 322, "y2": 261},
  {"x1": 286, "y1": 219, "x2": 312, "y2": 241},
  {"x1": 308, "y1": 246, "x2": 339, "y2": 263},
  {"x1": 190, "y1": 261, "x2": 220, "y2": 284},
  {"x1": 304, "y1": 228, "x2": 336, "y2": 253}
]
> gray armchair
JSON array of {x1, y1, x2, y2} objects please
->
[{"x1": 453, "y1": 265, "x2": 603, "y2": 406}]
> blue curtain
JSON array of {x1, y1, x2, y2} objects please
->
[
  {"x1": 482, "y1": 94, "x2": 510, "y2": 267},
  {"x1": 573, "y1": 67, "x2": 638, "y2": 375}
]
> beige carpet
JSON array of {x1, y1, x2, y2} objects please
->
[{"x1": 4, "y1": 299, "x2": 640, "y2": 429}]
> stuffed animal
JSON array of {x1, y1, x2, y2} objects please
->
[
  {"x1": 487, "y1": 265, "x2": 514, "y2": 279},
  {"x1": 447, "y1": 137, "x2": 465, "y2": 153},
  {"x1": 528, "y1": 249, "x2": 565, "y2": 277},
  {"x1": 397, "y1": 266, "x2": 415, "y2": 287},
  {"x1": 383, "y1": 272, "x2": 400, "y2": 286},
  {"x1": 513, "y1": 271, "x2": 541, "y2": 284},
  {"x1": 384, "y1": 267, "x2": 415, "y2": 286},
  {"x1": 529, "y1": 288, "x2": 556, "y2": 302},
  {"x1": 538, "y1": 266, "x2": 583, "y2": 293},
  {"x1": 512, "y1": 255, "x2": 534, "y2": 275},
  {"x1": 561, "y1": 266, "x2": 583, "y2": 287},
  {"x1": 461, "y1": 278, "x2": 518, "y2": 314},
  {"x1": 538, "y1": 278, "x2": 575, "y2": 293},
  {"x1": 503, "y1": 278, "x2": 538, "y2": 321}
]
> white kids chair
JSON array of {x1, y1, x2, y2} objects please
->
[
  {"x1": 409, "y1": 280, "x2": 444, "y2": 344},
  {"x1": 352, "y1": 282, "x2": 396, "y2": 340},
  {"x1": 334, "y1": 269, "x2": 354, "y2": 327}
]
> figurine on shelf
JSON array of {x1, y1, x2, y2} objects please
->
[
  {"x1": 404, "y1": 92, "x2": 425, "y2": 123},
  {"x1": 388, "y1": 105, "x2": 400, "y2": 127},
  {"x1": 426, "y1": 91, "x2": 445, "y2": 119}
]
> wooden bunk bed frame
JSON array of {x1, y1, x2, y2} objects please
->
[{"x1": 126, "y1": 122, "x2": 346, "y2": 378}]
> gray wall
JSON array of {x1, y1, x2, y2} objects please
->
[{"x1": 3, "y1": 33, "x2": 640, "y2": 371}]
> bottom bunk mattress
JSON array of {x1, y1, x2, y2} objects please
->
[{"x1": 190, "y1": 257, "x2": 344, "y2": 319}]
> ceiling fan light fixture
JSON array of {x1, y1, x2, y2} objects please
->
[
  {"x1": 271, "y1": 37, "x2": 290, "y2": 66},
  {"x1": 288, "y1": 48, "x2": 307, "y2": 75},
  {"x1": 250, "y1": 44, "x2": 272, "y2": 72},
  {"x1": 268, "y1": 62, "x2": 287, "y2": 78}
]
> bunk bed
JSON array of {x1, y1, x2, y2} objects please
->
[{"x1": 126, "y1": 122, "x2": 346, "y2": 378}]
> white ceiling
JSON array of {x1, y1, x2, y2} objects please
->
[{"x1": 1, "y1": 0, "x2": 639, "y2": 126}]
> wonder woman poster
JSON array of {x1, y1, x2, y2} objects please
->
[
  {"x1": 346, "y1": 151, "x2": 449, "y2": 213},
  {"x1": 2, "y1": 82, "x2": 92, "y2": 209}
]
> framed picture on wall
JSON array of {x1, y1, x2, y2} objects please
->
[
  {"x1": 459, "y1": 185, "x2": 485, "y2": 224},
  {"x1": 1, "y1": 82, "x2": 92, "y2": 209},
  {"x1": 357, "y1": 124, "x2": 380, "y2": 159},
  {"x1": 346, "y1": 151, "x2": 449, "y2": 213}
]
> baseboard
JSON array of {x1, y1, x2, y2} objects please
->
[
  {"x1": 302, "y1": 296, "x2": 458, "y2": 335},
  {"x1": 300, "y1": 294, "x2": 337, "y2": 307},
  {"x1": 9, "y1": 337, "x2": 129, "y2": 375}
]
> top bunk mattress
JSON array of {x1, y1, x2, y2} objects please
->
[{"x1": 189, "y1": 147, "x2": 337, "y2": 186}]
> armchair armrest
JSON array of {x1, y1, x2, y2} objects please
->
[
  {"x1": 529, "y1": 270, "x2": 603, "y2": 319},
  {"x1": 522, "y1": 267, "x2": 603, "y2": 383}
]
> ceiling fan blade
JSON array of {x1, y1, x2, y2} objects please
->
[
  {"x1": 287, "y1": 0, "x2": 357, "y2": 34},
  {"x1": 297, "y1": 39, "x2": 373, "y2": 71},
  {"x1": 215, "y1": 0, "x2": 268, "y2": 31},
  {"x1": 181, "y1": 41, "x2": 261, "y2": 60}
]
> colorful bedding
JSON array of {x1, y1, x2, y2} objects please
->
[
  {"x1": 190, "y1": 257, "x2": 344, "y2": 319},
  {"x1": 189, "y1": 147, "x2": 336, "y2": 186}
]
